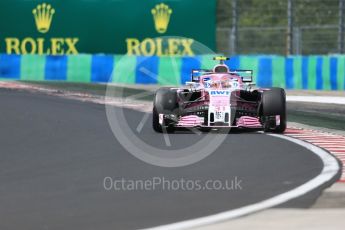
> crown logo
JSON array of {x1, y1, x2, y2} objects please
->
[
  {"x1": 151, "y1": 3, "x2": 172, "y2": 34},
  {"x1": 32, "y1": 3, "x2": 55, "y2": 33}
]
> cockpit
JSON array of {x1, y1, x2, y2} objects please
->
[
  {"x1": 188, "y1": 57, "x2": 253, "y2": 89},
  {"x1": 202, "y1": 74, "x2": 241, "y2": 89}
]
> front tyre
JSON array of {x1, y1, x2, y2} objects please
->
[
  {"x1": 262, "y1": 88, "x2": 287, "y2": 133},
  {"x1": 152, "y1": 107, "x2": 175, "y2": 133},
  {"x1": 152, "y1": 107, "x2": 163, "y2": 133},
  {"x1": 152, "y1": 88, "x2": 177, "y2": 133}
]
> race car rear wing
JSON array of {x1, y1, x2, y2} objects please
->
[{"x1": 191, "y1": 69, "x2": 253, "y2": 83}]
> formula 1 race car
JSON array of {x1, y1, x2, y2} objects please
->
[{"x1": 152, "y1": 56, "x2": 286, "y2": 133}]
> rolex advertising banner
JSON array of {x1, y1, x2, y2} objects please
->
[{"x1": 0, "y1": 0, "x2": 216, "y2": 56}]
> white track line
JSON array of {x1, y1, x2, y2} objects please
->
[
  {"x1": 146, "y1": 134, "x2": 340, "y2": 230},
  {"x1": 287, "y1": 96, "x2": 345, "y2": 105}
]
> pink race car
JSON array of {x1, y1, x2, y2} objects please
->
[{"x1": 152, "y1": 57, "x2": 286, "y2": 133}]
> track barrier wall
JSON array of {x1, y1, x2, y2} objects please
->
[{"x1": 0, "y1": 54, "x2": 344, "y2": 90}]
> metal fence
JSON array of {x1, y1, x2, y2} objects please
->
[{"x1": 217, "y1": 0, "x2": 344, "y2": 55}]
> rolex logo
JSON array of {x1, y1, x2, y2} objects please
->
[
  {"x1": 32, "y1": 3, "x2": 55, "y2": 33},
  {"x1": 151, "y1": 3, "x2": 172, "y2": 34}
]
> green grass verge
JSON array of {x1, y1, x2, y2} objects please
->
[{"x1": 288, "y1": 110, "x2": 345, "y2": 131}]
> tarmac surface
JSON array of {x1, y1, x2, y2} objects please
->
[{"x1": 0, "y1": 88, "x2": 339, "y2": 230}]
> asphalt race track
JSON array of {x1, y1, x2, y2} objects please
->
[{"x1": 0, "y1": 89, "x2": 338, "y2": 230}]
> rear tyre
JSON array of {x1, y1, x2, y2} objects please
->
[
  {"x1": 262, "y1": 88, "x2": 286, "y2": 133},
  {"x1": 154, "y1": 87, "x2": 178, "y2": 113}
]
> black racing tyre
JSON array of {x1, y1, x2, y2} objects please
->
[
  {"x1": 152, "y1": 106, "x2": 175, "y2": 133},
  {"x1": 200, "y1": 127, "x2": 212, "y2": 133},
  {"x1": 152, "y1": 106, "x2": 163, "y2": 133},
  {"x1": 152, "y1": 88, "x2": 177, "y2": 133},
  {"x1": 154, "y1": 87, "x2": 178, "y2": 114},
  {"x1": 262, "y1": 88, "x2": 286, "y2": 133}
]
